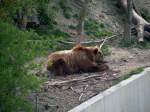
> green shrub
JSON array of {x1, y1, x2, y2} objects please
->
[
  {"x1": 84, "y1": 19, "x2": 112, "y2": 38},
  {"x1": 0, "y1": 21, "x2": 68, "y2": 112},
  {"x1": 0, "y1": 21, "x2": 41, "y2": 112}
]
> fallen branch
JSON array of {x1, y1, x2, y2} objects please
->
[
  {"x1": 46, "y1": 73, "x2": 106, "y2": 86},
  {"x1": 57, "y1": 34, "x2": 122, "y2": 45},
  {"x1": 57, "y1": 39, "x2": 107, "y2": 45},
  {"x1": 79, "y1": 93, "x2": 84, "y2": 101},
  {"x1": 79, "y1": 84, "x2": 88, "y2": 101}
]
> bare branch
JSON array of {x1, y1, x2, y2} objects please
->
[
  {"x1": 58, "y1": 34, "x2": 122, "y2": 45},
  {"x1": 99, "y1": 38, "x2": 107, "y2": 50}
]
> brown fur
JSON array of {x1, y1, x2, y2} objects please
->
[{"x1": 47, "y1": 45, "x2": 108, "y2": 75}]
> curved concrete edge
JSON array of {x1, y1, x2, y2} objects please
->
[{"x1": 69, "y1": 67, "x2": 150, "y2": 112}]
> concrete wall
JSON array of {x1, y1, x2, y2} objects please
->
[{"x1": 69, "y1": 68, "x2": 150, "y2": 112}]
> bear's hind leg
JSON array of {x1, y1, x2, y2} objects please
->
[{"x1": 53, "y1": 58, "x2": 70, "y2": 76}]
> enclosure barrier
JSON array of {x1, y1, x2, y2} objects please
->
[{"x1": 69, "y1": 67, "x2": 150, "y2": 112}]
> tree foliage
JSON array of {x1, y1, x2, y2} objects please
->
[
  {"x1": 0, "y1": 0, "x2": 57, "y2": 29},
  {"x1": 0, "y1": 21, "x2": 41, "y2": 112}
]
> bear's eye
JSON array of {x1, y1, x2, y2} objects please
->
[{"x1": 93, "y1": 48, "x2": 98, "y2": 54}]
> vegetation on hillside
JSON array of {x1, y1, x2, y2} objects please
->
[
  {"x1": 85, "y1": 19, "x2": 112, "y2": 38},
  {"x1": 0, "y1": 21, "x2": 40, "y2": 112},
  {"x1": 0, "y1": 18, "x2": 70, "y2": 111},
  {"x1": 59, "y1": 0, "x2": 72, "y2": 19},
  {"x1": 140, "y1": 8, "x2": 150, "y2": 22}
]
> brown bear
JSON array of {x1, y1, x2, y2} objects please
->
[{"x1": 47, "y1": 44, "x2": 108, "y2": 75}]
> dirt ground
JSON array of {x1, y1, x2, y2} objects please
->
[
  {"x1": 106, "y1": 47, "x2": 150, "y2": 75},
  {"x1": 29, "y1": 47, "x2": 150, "y2": 112}
]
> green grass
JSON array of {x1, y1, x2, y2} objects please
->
[
  {"x1": 120, "y1": 36, "x2": 150, "y2": 49},
  {"x1": 113, "y1": 67, "x2": 144, "y2": 85},
  {"x1": 84, "y1": 19, "x2": 113, "y2": 38},
  {"x1": 127, "y1": 67, "x2": 144, "y2": 75},
  {"x1": 140, "y1": 8, "x2": 150, "y2": 22},
  {"x1": 28, "y1": 63, "x2": 42, "y2": 70},
  {"x1": 26, "y1": 28, "x2": 71, "y2": 56},
  {"x1": 135, "y1": 41, "x2": 150, "y2": 49},
  {"x1": 59, "y1": 0, "x2": 72, "y2": 19},
  {"x1": 26, "y1": 35, "x2": 69, "y2": 56}
]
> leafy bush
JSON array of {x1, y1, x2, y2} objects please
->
[
  {"x1": 0, "y1": 18, "x2": 71, "y2": 110},
  {"x1": 84, "y1": 19, "x2": 112, "y2": 38},
  {"x1": 0, "y1": 21, "x2": 69, "y2": 112},
  {"x1": 0, "y1": 20, "x2": 69, "y2": 112},
  {"x1": 0, "y1": 21, "x2": 42, "y2": 112}
]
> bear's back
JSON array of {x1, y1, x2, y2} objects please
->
[{"x1": 48, "y1": 50, "x2": 72, "y2": 63}]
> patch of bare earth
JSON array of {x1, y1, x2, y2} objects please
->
[
  {"x1": 106, "y1": 47, "x2": 150, "y2": 75},
  {"x1": 29, "y1": 47, "x2": 150, "y2": 112}
]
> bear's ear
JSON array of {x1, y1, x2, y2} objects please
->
[
  {"x1": 93, "y1": 48, "x2": 98, "y2": 54},
  {"x1": 73, "y1": 44, "x2": 85, "y2": 51}
]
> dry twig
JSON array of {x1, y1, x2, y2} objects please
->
[
  {"x1": 78, "y1": 85, "x2": 89, "y2": 101},
  {"x1": 79, "y1": 93, "x2": 84, "y2": 101},
  {"x1": 46, "y1": 73, "x2": 106, "y2": 86}
]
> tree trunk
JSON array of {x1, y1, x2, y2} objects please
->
[
  {"x1": 16, "y1": 9, "x2": 27, "y2": 30},
  {"x1": 124, "y1": 0, "x2": 132, "y2": 43},
  {"x1": 76, "y1": 0, "x2": 91, "y2": 44},
  {"x1": 119, "y1": 0, "x2": 150, "y2": 42}
]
